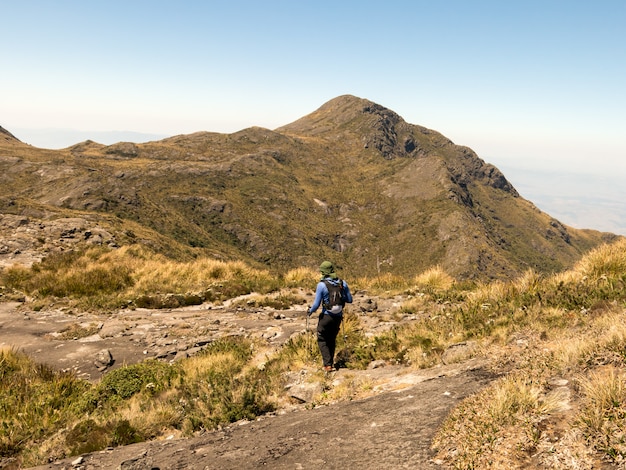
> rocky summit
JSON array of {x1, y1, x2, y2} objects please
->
[{"x1": 0, "y1": 95, "x2": 617, "y2": 279}]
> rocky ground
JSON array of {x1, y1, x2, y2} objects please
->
[
  {"x1": 0, "y1": 290, "x2": 495, "y2": 470},
  {"x1": 0, "y1": 291, "x2": 412, "y2": 383},
  {"x1": 0, "y1": 215, "x2": 118, "y2": 271}
]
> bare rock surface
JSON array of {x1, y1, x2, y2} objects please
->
[
  {"x1": 0, "y1": 293, "x2": 431, "y2": 382},
  {"x1": 0, "y1": 214, "x2": 118, "y2": 269},
  {"x1": 0, "y1": 299, "x2": 312, "y2": 381}
]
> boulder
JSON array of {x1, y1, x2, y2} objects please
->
[
  {"x1": 441, "y1": 341, "x2": 478, "y2": 365},
  {"x1": 286, "y1": 382, "x2": 324, "y2": 404},
  {"x1": 94, "y1": 349, "x2": 113, "y2": 371}
]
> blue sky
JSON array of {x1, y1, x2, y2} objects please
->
[{"x1": 2, "y1": 1, "x2": 625, "y2": 234}]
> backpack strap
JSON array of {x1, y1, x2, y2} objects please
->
[{"x1": 322, "y1": 278, "x2": 344, "y2": 292}]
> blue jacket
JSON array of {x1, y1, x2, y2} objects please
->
[{"x1": 308, "y1": 277, "x2": 353, "y2": 316}]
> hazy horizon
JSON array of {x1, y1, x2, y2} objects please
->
[
  {"x1": 11, "y1": 127, "x2": 169, "y2": 149},
  {"x1": 496, "y1": 163, "x2": 626, "y2": 237}
]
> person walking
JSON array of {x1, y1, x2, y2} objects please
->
[{"x1": 307, "y1": 261, "x2": 353, "y2": 372}]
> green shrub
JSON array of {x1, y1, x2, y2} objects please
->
[
  {"x1": 64, "y1": 418, "x2": 142, "y2": 455},
  {"x1": 0, "y1": 349, "x2": 91, "y2": 458},
  {"x1": 176, "y1": 337, "x2": 275, "y2": 432},
  {"x1": 1, "y1": 264, "x2": 33, "y2": 290},
  {"x1": 97, "y1": 360, "x2": 178, "y2": 401}
]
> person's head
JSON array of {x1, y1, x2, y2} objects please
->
[{"x1": 319, "y1": 260, "x2": 338, "y2": 279}]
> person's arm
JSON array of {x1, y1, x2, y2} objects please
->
[
  {"x1": 308, "y1": 282, "x2": 325, "y2": 315},
  {"x1": 342, "y1": 280, "x2": 353, "y2": 303}
]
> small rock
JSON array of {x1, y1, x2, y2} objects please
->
[
  {"x1": 548, "y1": 377, "x2": 569, "y2": 387},
  {"x1": 100, "y1": 321, "x2": 128, "y2": 338},
  {"x1": 286, "y1": 382, "x2": 324, "y2": 403},
  {"x1": 367, "y1": 360, "x2": 387, "y2": 369},
  {"x1": 173, "y1": 350, "x2": 190, "y2": 361},
  {"x1": 94, "y1": 349, "x2": 113, "y2": 371},
  {"x1": 441, "y1": 341, "x2": 478, "y2": 365},
  {"x1": 118, "y1": 450, "x2": 151, "y2": 470}
]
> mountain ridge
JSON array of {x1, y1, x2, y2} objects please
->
[
  {"x1": 0, "y1": 125, "x2": 21, "y2": 144},
  {"x1": 0, "y1": 95, "x2": 617, "y2": 280}
]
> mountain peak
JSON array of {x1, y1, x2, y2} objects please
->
[
  {"x1": 278, "y1": 95, "x2": 451, "y2": 160},
  {"x1": 278, "y1": 94, "x2": 400, "y2": 135},
  {"x1": 316, "y1": 94, "x2": 400, "y2": 119}
]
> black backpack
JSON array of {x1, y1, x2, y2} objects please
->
[{"x1": 323, "y1": 279, "x2": 345, "y2": 314}]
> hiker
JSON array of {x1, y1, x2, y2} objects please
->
[{"x1": 307, "y1": 261, "x2": 353, "y2": 372}]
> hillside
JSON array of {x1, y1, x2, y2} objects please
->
[
  {"x1": 0, "y1": 125, "x2": 21, "y2": 143},
  {"x1": 0, "y1": 95, "x2": 617, "y2": 279}
]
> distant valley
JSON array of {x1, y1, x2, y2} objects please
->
[{"x1": 499, "y1": 164, "x2": 626, "y2": 236}]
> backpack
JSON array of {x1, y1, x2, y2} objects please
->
[{"x1": 323, "y1": 279, "x2": 345, "y2": 314}]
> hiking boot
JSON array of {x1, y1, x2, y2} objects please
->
[{"x1": 323, "y1": 365, "x2": 334, "y2": 372}]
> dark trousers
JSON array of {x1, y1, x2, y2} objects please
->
[{"x1": 317, "y1": 313, "x2": 342, "y2": 367}]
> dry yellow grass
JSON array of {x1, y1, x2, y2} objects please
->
[
  {"x1": 120, "y1": 391, "x2": 184, "y2": 440},
  {"x1": 129, "y1": 255, "x2": 271, "y2": 295},
  {"x1": 573, "y1": 237, "x2": 626, "y2": 278},
  {"x1": 431, "y1": 238, "x2": 626, "y2": 468},
  {"x1": 398, "y1": 294, "x2": 428, "y2": 314},
  {"x1": 284, "y1": 267, "x2": 318, "y2": 287},
  {"x1": 320, "y1": 372, "x2": 375, "y2": 403},
  {"x1": 356, "y1": 272, "x2": 409, "y2": 294},
  {"x1": 576, "y1": 365, "x2": 626, "y2": 461},
  {"x1": 466, "y1": 279, "x2": 510, "y2": 305},
  {"x1": 513, "y1": 268, "x2": 542, "y2": 294},
  {"x1": 413, "y1": 265, "x2": 454, "y2": 290}
]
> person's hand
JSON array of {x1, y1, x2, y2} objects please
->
[{"x1": 307, "y1": 308, "x2": 312, "y2": 317}]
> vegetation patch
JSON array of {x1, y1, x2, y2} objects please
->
[
  {"x1": 0, "y1": 348, "x2": 91, "y2": 464},
  {"x1": 0, "y1": 246, "x2": 299, "y2": 310},
  {"x1": 230, "y1": 291, "x2": 306, "y2": 310},
  {"x1": 53, "y1": 322, "x2": 101, "y2": 340}
]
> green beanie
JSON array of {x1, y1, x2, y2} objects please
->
[{"x1": 319, "y1": 261, "x2": 338, "y2": 279}]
